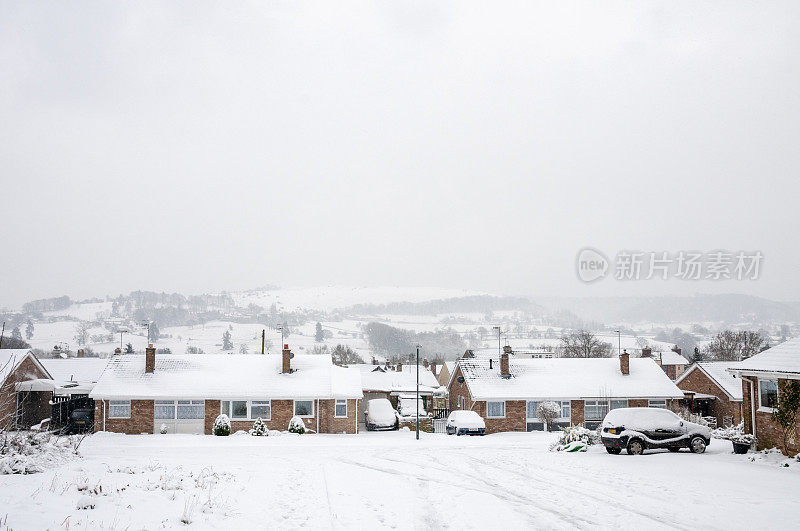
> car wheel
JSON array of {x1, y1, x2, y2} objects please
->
[
  {"x1": 606, "y1": 447, "x2": 621, "y2": 455},
  {"x1": 690, "y1": 436, "x2": 707, "y2": 454},
  {"x1": 668, "y1": 447, "x2": 680, "y2": 453},
  {"x1": 627, "y1": 439, "x2": 644, "y2": 455}
]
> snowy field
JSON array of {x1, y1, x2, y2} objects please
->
[{"x1": 1, "y1": 432, "x2": 798, "y2": 530}]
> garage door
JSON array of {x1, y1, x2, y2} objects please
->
[{"x1": 154, "y1": 400, "x2": 205, "y2": 434}]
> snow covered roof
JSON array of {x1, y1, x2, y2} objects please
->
[
  {"x1": 676, "y1": 362, "x2": 743, "y2": 401},
  {"x1": 90, "y1": 353, "x2": 363, "y2": 400},
  {"x1": 656, "y1": 351, "x2": 689, "y2": 366},
  {"x1": 41, "y1": 358, "x2": 109, "y2": 383},
  {"x1": 457, "y1": 357, "x2": 684, "y2": 401},
  {"x1": 0, "y1": 349, "x2": 50, "y2": 384},
  {"x1": 730, "y1": 337, "x2": 800, "y2": 376},
  {"x1": 355, "y1": 364, "x2": 439, "y2": 394}
]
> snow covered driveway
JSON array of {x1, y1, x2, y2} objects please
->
[{"x1": 1, "y1": 431, "x2": 798, "y2": 530}]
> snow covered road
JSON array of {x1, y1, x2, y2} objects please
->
[{"x1": 1, "y1": 431, "x2": 798, "y2": 530}]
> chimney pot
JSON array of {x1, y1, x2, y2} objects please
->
[
  {"x1": 620, "y1": 349, "x2": 630, "y2": 375},
  {"x1": 145, "y1": 345, "x2": 156, "y2": 373},
  {"x1": 500, "y1": 353, "x2": 510, "y2": 378},
  {"x1": 503, "y1": 345, "x2": 512, "y2": 354},
  {"x1": 114, "y1": 347, "x2": 122, "y2": 356},
  {"x1": 77, "y1": 349, "x2": 85, "y2": 358},
  {"x1": 422, "y1": 358, "x2": 429, "y2": 368},
  {"x1": 397, "y1": 362, "x2": 403, "y2": 372},
  {"x1": 641, "y1": 347, "x2": 652, "y2": 358}
]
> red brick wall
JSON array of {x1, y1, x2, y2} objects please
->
[
  {"x1": 1, "y1": 355, "x2": 51, "y2": 429},
  {"x1": 477, "y1": 400, "x2": 526, "y2": 434},
  {"x1": 570, "y1": 400, "x2": 584, "y2": 425},
  {"x1": 743, "y1": 377, "x2": 800, "y2": 456},
  {"x1": 318, "y1": 399, "x2": 359, "y2": 434},
  {"x1": 448, "y1": 366, "x2": 473, "y2": 411},
  {"x1": 95, "y1": 399, "x2": 155, "y2": 434},
  {"x1": 628, "y1": 399, "x2": 648, "y2": 408},
  {"x1": 676, "y1": 367, "x2": 742, "y2": 426}
]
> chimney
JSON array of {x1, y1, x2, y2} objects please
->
[
  {"x1": 372, "y1": 356, "x2": 378, "y2": 365},
  {"x1": 422, "y1": 358, "x2": 429, "y2": 368},
  {"x1": 282, "y1": 344, "x2": 292, "y2": 373},
  {"x1": 500, "y1": 352, "x2": 510, "y2": 378},
  {"x1": 641, "y1": 347, "x2": 652, "y2": 358},
  {"x1": 430, "y1": 363, "x2": 437, "y2": 377},
  {"x1": 503, "y1": 344, "x2": 512, "y2": 355},
  {"x1": 620, "y1": 349, "x2": 630, "y2": 375},
  {"x1": 671, "y1": 345, "x2": 682, "y2": 356},
  {"x1": 77, "y1": 349, "x2": 85, "y2": 358},
  {"x1": 145, "y1": 344, "x2": 156, "y2": 373},
  {"x1": 396, "y1": 362, "x2": 403, "y2": 372},
  {"x1": 489, "y1": 358, "x2": 493, "y2": 370},
  {"x1": 114, "y1": 347, "x2": 122, "y2": 356}
]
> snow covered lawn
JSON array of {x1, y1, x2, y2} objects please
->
[{"x1": 1, "y1": 431, "x2": 798, "y2": 529}]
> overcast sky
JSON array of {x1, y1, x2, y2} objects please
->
[{"x1": 1, "y1": 1, "x2": 798, "y2": 308}]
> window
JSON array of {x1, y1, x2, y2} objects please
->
[
  {"x1": 759, "y1": 380, "x2": 778, "y2": 410},
  {"x1": 294, "y1": 400, "x2": 314, "y2": 417},
  {"x1": 108, "y1": 400, "x2": 131, "y2": 418},
  {"x1": 610, "y1": 399, "x2": 628, "y2": 410},
  {"x1": 177, "y1": 400, "x2": 205, "y2": 419},
  {"x1": 335, "y1": 399, "x2": 347, "y2": 418},
  {"x1": 526, "y1": 401, "x2": 539, "y2": 420},
  {"x1": 221, "y1": 400, "x2": 271, "y2": 420},
  {"x1": 648, "y1": 400, "x2": 667, "y2": 409},
  {"x1": 560, "y1": 401, "x2": 571, "y2": 420},
  {"x1": 250, "y1": 400, "x2": 271, "y2": 420},
  {"x1": 585, "y1": 400, "x2": 609, "y2": 421},
  {"x1": 154, "y1": 400, "x2": 176, "y2": 419},
  {"x1": 487, "y1": 401, "x2": 505, "y2": 418}
]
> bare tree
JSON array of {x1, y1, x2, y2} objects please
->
[
  {"x1": 331, "y1": 344, "x2": 364, "y2": 366},
  {"x1": 559, "y1": 331, "x2": 613, "y2": 358},
  {"x1": 73, "y1": 322, "x2": 90, "y2": 347},
  {"x1": 705, "y1": 330, "x2": 768, "y2": 361},
  {"x1": 536, "y1": 401, "x2": 561, "y2": 432}
]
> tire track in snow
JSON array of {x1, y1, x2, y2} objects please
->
[{"x1": 337, "y1": 457, "x2": 597, "y2": 529}]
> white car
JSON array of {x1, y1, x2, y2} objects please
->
[
  {"x1": 446, "y1": 410, "x2": 486, "y2": 436},
  {"x1": 396, "y1": 394, "x2": 430, "y2": 419},
  {"x1": 601, "y1": 407, "x2": 712, "y2": 455},
  {"x1": 365, "y1": 398, "x2": 398, "y2": 431}
]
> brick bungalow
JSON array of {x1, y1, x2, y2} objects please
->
[
  {"x1": 355, "y1": 362, "x2": 440, "y2": 422},
  {"x1": 675, "y1": 362, "x2": 743, "y2": 427},
  {"x1": 654, "y1": 348, "x2": 690, "y2": 380},
  {"x1": 448, "y1": 351, "x2": 683, "y2": 433},
  {"x1": 0, "y1": 349, "x2": 52, "y2": 430},
  {"x1": 89, "y1": 345, "x2": 363, "y2": 435},
  {"x1": 729, "y1": 338, "x2": 800, "y2": 456}
]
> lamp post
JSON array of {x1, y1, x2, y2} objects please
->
[
  {"x1": 119, "y1": 330, "x2": 128, "y2": 350},
  {"x1": 416, "y1": 344, "x2": 421, "y2": 440},
  {"x1": 492, "y1": 326, "x2": 501, "y2": 356},
  {"x1": 614, "y1": 330, "x2": 621, "y2": 357}
]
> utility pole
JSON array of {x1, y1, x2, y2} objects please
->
[
  {"x1": 614, "y1": 330, "x2": 621, "y2": 357},
  {"x1": 119, "y1": 330, "x2": 128, "y2": 350},
  {"x1": 141, "y1": 321, "x2": 151, "y2": 344},
  {"x1": 0, "y1": 321, "x2": 4, "y2": 350},
  {"x1": 277, "y1": 325, "x2": 286, "y2": 349},
  {"x1": 261, "y1": 329, "x2": 266, "y2": 354},
  {"x1": 492, "y1": 326, "x2": 501, "y2": 356},
  {"x1": 416, "y1": 344, "x2": 420, "y2": 441}
]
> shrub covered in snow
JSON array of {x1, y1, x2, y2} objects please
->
[
  {"x1": 1, "y1": 431, "x2": 84, "y2": 474},
  {"x1": 213, "y1": 414, "x2": 231, "y2": 436},
  {"x1": 550, "y1": 425, "x2": 600, "y2": 452},
  {"x1": 536, "y1": 401, "x2": 561, "y2": 432},
  {"x1": 160, "y1": 424, "x2": 169, "y2": 434},
  {"x1": 288, "y1": 416, "x2": 306, "y2": 434},
  {"x1": 250, "y1": 417, "x2": 268, "y2": 436},
  {"x1": 670, "y1": 406, "x2": 709, "y2": 426},
  {"x1": 712, "y1": 422, "x2": 755, "y2": 444}
]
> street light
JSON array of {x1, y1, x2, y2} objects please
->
[
  {"x1": 614, "y1": 330, "x2": 621, "y2": 357},
  {"x1": 415, "y1": 344, "x2": 421, "y2": 440},
  {"x1": 492, "y1": 326, "x2": 501, "y2": 356}
]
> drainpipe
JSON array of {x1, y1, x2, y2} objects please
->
[
  {"x1": 316, "y1": 399, "x2": 320, "y2": 434},
  {"x1": 102, "y1": 399, "x2": 106, "y2": 431},
  {"x1": 748, "y1": 378, "x2": 756, "y2": 438}
]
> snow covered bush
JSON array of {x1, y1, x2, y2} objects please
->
[
  {"x1": 550, "y1": 425, "x2": 600, "y2": 452},
  {"x1": 536, "y1": 401, "x2": 561, "y2": 432},
  {"x1": 288, "y1": 416, "x2": 306, "y2": 434},
  {"x1": 670, "y1": 406, "x2": 709, "y2": 426},
  {"x1": 250, "y1": 417, "x2": 268, "y2": 436},
  {"x1": 0, "y1": 432, "x2": 83, "y2": 474},
  {"x1": 213, "y1": 414, "x2": 231, "y2": 436},
  {"x1": 160, "y1": 424, "x2": 169, "y2": 434},
  {"x1": 713, "y1": 422, "x2": 756, "y2": 445}
]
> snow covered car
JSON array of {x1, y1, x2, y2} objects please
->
[
  {"x1": 396, "y1": 394, "x2": 430, "y2": 419},
  {"x1": 365, "y1": 398, "x2": 398, "y2": 431},
  {"x1": 445, "y1": 410, "x2": 486, "y2": 436},
  {"x1": 600, "y1": 407, "x2": 711, "y2": 455}
]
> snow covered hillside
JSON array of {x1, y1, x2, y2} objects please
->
[{"x1": 1, "y1": 432, "x2": 797, "y2": 529}]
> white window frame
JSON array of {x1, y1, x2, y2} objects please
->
[
  {"x1": 526, "y1": 400, "x2": 540, "y2": 421},
  {"x1": 648, "y1": 399, "x2": 667, "y2": 409},
  {"x1": 560, "y1": 400, "x2": 571, "y2": 420},
  {"x1": 221, "y1": 400, "x2": 271, "y2": 421},
  {"x1": 294, "y1": 399, "x2": 315, "y2": 418},
  {"x1": 334, "y1": 399, "x2": 348, "y2": 418},
  {"x1": 758, "y1": 379, "x2": 779, "y2": 412},
  {"x1": 527, "y1": 400, "x2": 571, "y2": 422},
  {"x1": 108, "y1": 400, "x2": 131, "y2": 419},
  {"x1": 584, "y1": 400, "x2": 609, "y2": 421},
  {"x1": 486, "y1": 401, "x2": 506, "y2": 419},
  {"x1": 610, "y1": 399, "x2": 629, "y2": 410}
]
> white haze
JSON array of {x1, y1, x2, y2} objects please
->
[{"x1": 1, "y1": 1, "x2": 799, "y2": 308}]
